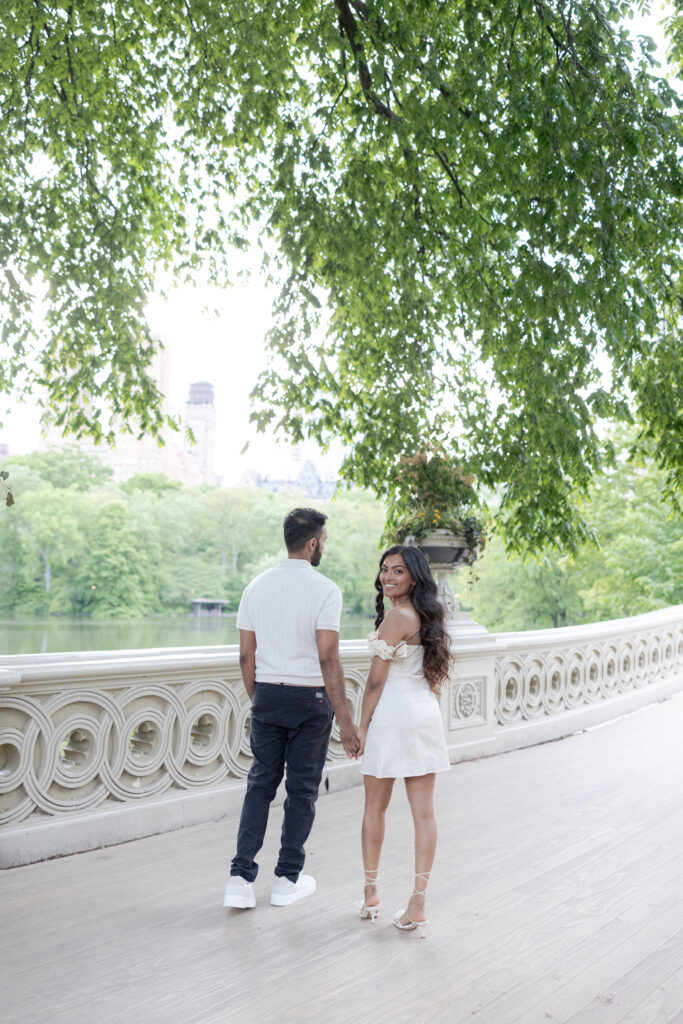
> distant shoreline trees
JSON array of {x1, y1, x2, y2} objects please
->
[
  {"x1": 0, "y1": 451, "x2": 385, "y2": 619},
  {"x1": 1, "y1": 440, "x2": 681, "y2": 630}
]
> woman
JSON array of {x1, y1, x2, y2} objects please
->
[{"x1": 357, "y1": 544, "x2": 451, "y2": 937}]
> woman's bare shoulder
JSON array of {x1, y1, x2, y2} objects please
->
[{"x1": 379, "y1": 604, "x2": 420, "y2": 642}]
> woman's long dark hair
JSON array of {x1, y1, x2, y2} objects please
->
[{"x1": 374, "y1": 545, "x2": 452, "y2": 692}]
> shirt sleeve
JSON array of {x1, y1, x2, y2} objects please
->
[
  {"x1": 236, "y1": 585, "x2": 254, "y2": 631},
  {"x1": 316, "y1": 584, "x2": 343, "y2": 632}
]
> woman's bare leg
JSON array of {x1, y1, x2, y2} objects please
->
[
  {"x1": 402, "y1": 773, "x2": 437, "y2": 923},
  {"x1": 361, "y1": 775, "x2": 394, "y2": 907}
]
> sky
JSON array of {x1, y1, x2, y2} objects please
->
[
  {"x1": 145, "y1": 274, "x2": 307, "y2": 485},
  {"x1": 0, "y1": 2, "x2": 674, "y2": 485},
  {"x1": 146, "y1": 275, "x2": 345, "y2": 484},
  {"x1": 1, "y1": 237, "x2": 340, "y2": 486}
]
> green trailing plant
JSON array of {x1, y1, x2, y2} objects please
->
[{"x1": 385, "y1": 446, "x2": 486, "y2": 562}]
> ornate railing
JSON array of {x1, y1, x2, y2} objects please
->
[
  {"x1": 0, "y1": 645, "x2": 371, "y2": 866},
  {"x1": 1, "y1": 605, "x2": 682, "y2": 867},
  {"x1": 494, "y1": 605, "x2": 683, "y2": 728}
]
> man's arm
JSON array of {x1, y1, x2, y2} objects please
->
[
  {"x1": 238, "y1": 629, "x2": 257, "y2": 699},
  {"x1": 316, "y1": 629, "x2": 360, "y2": 759}
]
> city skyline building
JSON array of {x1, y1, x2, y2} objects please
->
[
  {"x1": 185, "y1": 381, "x2": 218, "y2": 487},
  {"x1": 38, "y1": 346, "x2": 218, "y2": 486},
  {"x1": 241, "y1": 458, "x2": 337, "y2": 500},
  {"x1": 239, "y1": 439, "x2": 341, "y2": 499}
]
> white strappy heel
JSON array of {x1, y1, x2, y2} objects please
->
[
  {"x1": 358, "y1": 868, "x2": 381, "y2": 922},
  {"x1": 394, "y1": 871, "x2": 430, "y2": 938}
]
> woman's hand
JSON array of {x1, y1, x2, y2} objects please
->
[{"x1": 356, "y1": 726, "x2": 367, "y2": 759}]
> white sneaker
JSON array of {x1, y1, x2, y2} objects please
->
[
  {"x1": 270, "y1": 873, "x2": 316, "y2": 906},
  {"x1": 223, "y1": 875, "x2": 256, "y2": 909}
]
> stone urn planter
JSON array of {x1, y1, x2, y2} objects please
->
[
  {"x1": 408, "y1": 528, "x2": 483, "y2": 631},
  {"x1": 412, "y1": 529, "x2": 473, "y2": 569},
  {"x1": 386, "y1": 445, "x2": 486, "y2": 634}
]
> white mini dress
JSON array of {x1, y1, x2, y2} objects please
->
[{"x1": 361, "y1": 631, "x2": 451, "y2": 779}]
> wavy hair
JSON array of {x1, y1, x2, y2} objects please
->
[{"x1": 374, "y1": 545, "x2": 452, "y2": 692}]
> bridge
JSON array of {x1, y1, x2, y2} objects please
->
[{"x1": 2, "y1": 606, "x2": 683, "y2": 1022}]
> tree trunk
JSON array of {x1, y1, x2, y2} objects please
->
[{"x1": 41, "y1": 551, "x2": 51, "y2": 594}]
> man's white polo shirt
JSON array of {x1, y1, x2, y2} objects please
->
[{"x1": 236, "y1": 558, "x2": 343, "y2": 686}]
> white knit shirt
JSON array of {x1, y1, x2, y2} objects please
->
[{"x1": 236, "y1": 558, "x2": 343, "y2": 686}]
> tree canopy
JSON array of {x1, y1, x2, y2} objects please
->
[
  {"x1": 2, "y1": 1, "x2": 682, "y2": 553},
  {"x1": 456, "y1": 427, "x2": 683, "y2": 629}
]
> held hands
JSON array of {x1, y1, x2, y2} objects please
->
[
  {"x1": 356, "y1": 726, "x2": 367, "y2": 759},
  {"x1": 340, "y1": 720, "x2": 361, "y2": 760}
]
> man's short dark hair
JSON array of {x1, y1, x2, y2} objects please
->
[{"x1": 283, "y1": 507, "x2": 327, "y2": 552}]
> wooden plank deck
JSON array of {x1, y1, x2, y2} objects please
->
[{"x1": 4, "y1": 692, "x2": 683, "y2": 1024}]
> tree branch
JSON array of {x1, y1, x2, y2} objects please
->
[
  {"x1": 334, "y1": 0, "x2": 401, "y2": 122},
  {"x1": 433, "y1": 149, "x2": 466, "y2": 208},
  {"x1": 533, "y1": 0, "x2": 590, "y2": 75},
  {"x1": 317, "y1": 80, "x2": 349, "y2": 137}
]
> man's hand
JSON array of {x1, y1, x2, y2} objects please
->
[
  {"x1": 339, "y1": 719, "x2": 361, "y2": 760},
  {"x1": 317, "y1": 628, "x2": 360, "y2": 757}
]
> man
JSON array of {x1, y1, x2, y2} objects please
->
[{"x1": 224, "y1": 507, "x2": 360, "y2": 909}]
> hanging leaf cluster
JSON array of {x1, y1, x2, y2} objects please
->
[{"x1": 1, "y1": 1, "x2": 682, "y2": 552}]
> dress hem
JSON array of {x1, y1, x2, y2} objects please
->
[{"x1": 360, "y1": 764, "x2": 451, "y2": 779}]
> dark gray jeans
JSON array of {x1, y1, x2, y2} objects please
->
[{"x1": 231, "y1": 681, "x2": 333, "y2": 883}]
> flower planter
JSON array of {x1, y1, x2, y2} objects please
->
[
  {"x1": 408, "y1": 529, "x2": 483, "y2": 632},
  {"x1": 411, "y1": 529, "x2": 474, "y2": 569}
]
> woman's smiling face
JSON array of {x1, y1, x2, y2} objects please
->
[{"x1": 379, "y1": 554, "x2": 414, "y2": 600}]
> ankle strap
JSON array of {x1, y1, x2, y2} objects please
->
[
  {"x1": 364, "y1": 869, "x2": 380, "y2": 886},
  {"x1": 411, "y1": 871, "x2": 431, "y2": 897}
]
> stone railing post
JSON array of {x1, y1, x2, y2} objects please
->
[
  {"x1": 436, "y1": 578, "x2": 500, "y2": 762},
  {"x1": 424, "y1": 557, "x2": 501, "y2": 761}
]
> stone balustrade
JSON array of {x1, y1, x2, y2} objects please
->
[{"x1": 1, "y1": 604, "x2": 682, "y2": 868}]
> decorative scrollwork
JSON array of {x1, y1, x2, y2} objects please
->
[
  {"x1": 2, "y1": 614, "x2": 682, "y2": 834},
  {"x1": 495, "y1": 624, "x2": 683, "y2": 725},
  {"x1": 0, "y1": 663, "x2": 372, "y2": 828},
  {"x1": 328, "y1": 670, "x2": 366, "y2": 760}
]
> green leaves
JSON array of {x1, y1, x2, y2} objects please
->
[
  {"x1": 0, "y1": 447, "x2": 387, "y2": 618},
  {"x1": 1, "y1": 1, "x2": 682, "y2": 554},
  {"x1": 456, "y1": 428, "x2": 683, "y2": 629}
]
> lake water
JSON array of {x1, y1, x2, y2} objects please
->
[{"x1": 0, "y1": 613, "x2": 374, "y2": 657}]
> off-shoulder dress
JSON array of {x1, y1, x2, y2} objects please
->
[{"x1": 361, "y1": 631, "x2": 451, "y2": 779}]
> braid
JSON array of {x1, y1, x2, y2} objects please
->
[{"x1": 374, "y1": 579, "x2": 385, "y2": 629}]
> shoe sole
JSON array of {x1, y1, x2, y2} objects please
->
[
  {"x1": 223, "y1": 895, "x2": 256, "y2": 909},
  {"x1": 270, "y1": 886, "x2": 316, "y2": 907}
]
